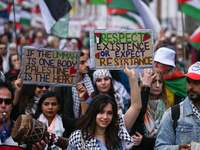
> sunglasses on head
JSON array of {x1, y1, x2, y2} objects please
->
[
  {"x1": 37, "y1": 86, "x2": 49, "y2": 90},
  {"x1": 0, "y1": 98, "x2": 12, "y2": 105}
]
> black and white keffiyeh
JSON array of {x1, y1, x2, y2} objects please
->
[
  {"x1": 115, "y1": 91, "x2": 124, "y2": 114},
  {"x1": 67, "y1": 114, "x2": 134, "y2": 150},
  {"x1": 72, "y1": 74, "x2": 94, "y2": 118},
  {"x1": 93, "y1": 69, "x2": 112, "y2": 83},
  {"x1": 190, "y1": 100, "x2": 200, "y2": 121}
]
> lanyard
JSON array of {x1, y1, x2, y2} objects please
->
[{"x1": 0, "y1": 115, "x2": 12, "y2": 142}]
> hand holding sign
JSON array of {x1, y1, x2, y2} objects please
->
[
  {"x1": 21, "y1": 46, "x2": 81, "y2": 87},
  {"x1": 90, "y1": 29, "x2": 154, "y2": 70}
]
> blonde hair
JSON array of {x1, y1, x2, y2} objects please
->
[{"x1": 145, "y1": 68, "x2": 171, "y2": 116}]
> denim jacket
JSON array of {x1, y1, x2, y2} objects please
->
[{"x1": 154, "y1": 97, "x2": 200, "y2": 150}]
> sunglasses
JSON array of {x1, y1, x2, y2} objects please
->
[
  {"x1": 0, "y1": 98, "x2": 12, "y2": 105},
  {"x1": 37, "y1": 86, "x2": 49, "y2": 90}
]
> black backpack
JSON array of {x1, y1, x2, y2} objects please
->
[{"x1": 171, "y1": 104, "x2": 180, "y2": 133}]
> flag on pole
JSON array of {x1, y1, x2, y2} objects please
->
[
  {"x1": 132, "y1": 0, "x2": 161, "y2": 40},
  {"x1": 189, "y1": 26, "x2": 200, "y2": 50},
  {"x1": 178, "y1": 0, "x2": 200, "y2": 20},
  {"x1": 31, "y1": 6, "x2": 44, "y2": 28},
  {"x1": 108, "y1": 0, "x2": 138, "y2": 13},
  {"x1": 87, "y1": 0, "x2": 107, "y2": 5},
  {"x1": 0, "y1": 1, "x2": 7, "y2": 10},
  {"x1": 19, "y1": 9, "x2": 31, "y2": 24},
  {"x1": 9, "y1": 5, "x2": 22, "y2": 22},
  {"x1": 38, "y1": 0, "x2": 71, "y2": 37},
  {"x1": 108, "y1": 0, "x2": 161, "y2": 39},
  {"x1": 108, "y1": 8, "x2": 145, "y2": 28}
]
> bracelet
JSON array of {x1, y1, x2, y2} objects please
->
[
  {"x1": 141, "y1": 83, "x2": 151, "y2": 88},
  {"x1": 48, "y1": 132, "x2": 53, "y2": 150},
  {"x1": 52, "y1": 134, "x2": 58, "y2": 145},
  {"x1": 80, "y1": 99, "x2": 85, "y2": 102}
]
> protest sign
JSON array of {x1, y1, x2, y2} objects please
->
[
  {"x1": 21, "y1": 46, "x2": 80, "y2": 87},
  {"x1": 90, "y1": 29, "x2": 154, "y2": 70}
]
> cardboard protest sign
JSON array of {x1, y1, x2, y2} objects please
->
[
  {"x1": 21, "y1": 46, "x2": 80, "y2": 87},
  {"x1": 90, "y1": 29, "x2": 154, "y2": 70}
]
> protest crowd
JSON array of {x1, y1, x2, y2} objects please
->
[{"x1": 1, "y1": 0, "x2": 200, "y2": 150}]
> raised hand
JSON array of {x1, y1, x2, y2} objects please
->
[
  {"x1": 76, "y1": 83, "x2": 87, "y2": 100},
  {"x1": 123, "y1": 63, "x2": 136, "y2": 79},
  {"x1": 139, "y1": 69, "x2": 156, "y2": 85},
  {"x1": 14, "y1": 72, "x2": 23, "y2": 92}
]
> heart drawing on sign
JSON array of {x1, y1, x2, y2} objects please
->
[{"x1": 70, "y1": 67, "x2": 77, "y2": 75}]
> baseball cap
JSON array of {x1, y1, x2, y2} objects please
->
[
  {"x1": 183, "y1": 61, "x2": 200, "y2": 80},
  {"x1": 5, "y1": 69, "x2": 19, "y2": 81}
]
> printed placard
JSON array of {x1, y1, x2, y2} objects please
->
[
  {"x1": 21, "y1": 46, "x2": 80, "y2": 87},
  {"x1": 90, "y1": 29, "x2": 154, "y2": 70}
]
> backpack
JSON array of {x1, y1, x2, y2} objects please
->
[{"x1": 171, "y1": 104, "x2": 180, "y2": 133}]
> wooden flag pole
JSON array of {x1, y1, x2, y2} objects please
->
[
  {"x1": 12, "y1": 0, "x2": 19, "y2": 60},
  {"x1": 179, "y1": 0, "x2": 186, "y2": 68}
]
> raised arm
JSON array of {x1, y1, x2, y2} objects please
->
[
  {"x1": 76, "y1": 83, "x2": 88, "y2": 116},
  {"x1": 123, "y1": 64, "x2": 142, "y2": 131},
  {"x1": 13, "y1": 72, "x2": 23, "y2": 106},
  {"x1": 138, "y1": 69, "x2": 156, "y2": 115}
]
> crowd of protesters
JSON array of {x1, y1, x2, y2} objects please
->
[{"x1": 0, "y1": 20, "x2": 200, "y2": 150}]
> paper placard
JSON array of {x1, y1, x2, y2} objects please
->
[
  {"x1": 90, "y1": 29, "x2": 154, "y2": 70},
  {"x1": 191, "y1": 141, "x2": 200, "y2": 150},
  {"x1": 21, "y1": 46, "x2": 80, "y2": 87}
]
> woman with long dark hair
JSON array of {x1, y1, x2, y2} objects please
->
[
  {"x1": 17, "y1": 83, "x2": 49, "y2": 115},
  {"x1": 78, "y1": 69, "x2": 128, "y2": 115},
  {"x1": 34, "y1": 91, "x2": 79, "y2": 150},
  {"x1": 67, "y1": 64, "x2": 142, "y2": 149}
]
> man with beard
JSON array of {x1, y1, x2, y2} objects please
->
[
  {"x1": 154, "y1": 61, "x2": 200, "y2": 150},
  {"x1": 54, "y1": 52, "x2": 94, "y2": 118}
]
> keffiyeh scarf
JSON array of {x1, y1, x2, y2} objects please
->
[{"x1": 72, "y1": 74, "x2": 94, "y2": 118}]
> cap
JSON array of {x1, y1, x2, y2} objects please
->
[
  {"x1": 5, "y1": 69, "x2": 19, "y2": 81},
  {"x1": 154, "y1": 47, "x2": 176, "y2": 67},
  {"x1": 183, "y1": 61, "x2": 200, "y2": 80}
]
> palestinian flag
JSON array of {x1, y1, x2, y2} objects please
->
[
  {"x1": 132, "y1": 0, "x2": 161, "y2": 40},
  {"x1": 165, "y1": 69, "x2": 187, "y2": 99},
  {"x1": 9, "y1": 5, "x2": 22, "y2": 22},
  {"x1": 31, "y1": 5, "x2": 44, "y2": 28},
  {"x1": 178, "y1": 0, "x2": 200, "y2": 20},
  {"x1": 87, "y1": 0, "x2": 107, "y2": 5},
  {"x1": 0, "y1": 1, "x2": 7, "y2": 10},
  {"x1": 108, "y1": 8, "x2": 145, "y2": 28},
  {"x1": 108, "y1": 0, "x2": 161, "y2": 40},
  {"x1": 19, "y1": 9, "x2": 31, "y2": 24},
  {"x1": 189, "y1": 26, "x2": 200, "y2": 50},
  {"x1": 38, "y1": 0, "x2": 71, "y2": 37},
  {"x1": 108, "y1": 0, "x2": 138, "y2": 13}
]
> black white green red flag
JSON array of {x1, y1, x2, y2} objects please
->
[
  {"x1": 38, "y1": 0, "x2": 71, "y2": 38},
  {"x1": 189, "y1": 26, "x2": 200, "y2": 50},
  {"x1": 178, "y1": 0, "x2": 200, "y2": 20}
]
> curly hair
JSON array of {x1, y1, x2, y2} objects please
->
[{"x1": 76, "y1": 94, "x2": 119, "y2": 150}]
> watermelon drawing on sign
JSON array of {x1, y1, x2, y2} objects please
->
[
  {"x1": 143, "y1": 33, "x2": 151, "y2": 42},
  {"x1": 95, "y1": 52, "x2": 100, "y2": 59}
]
